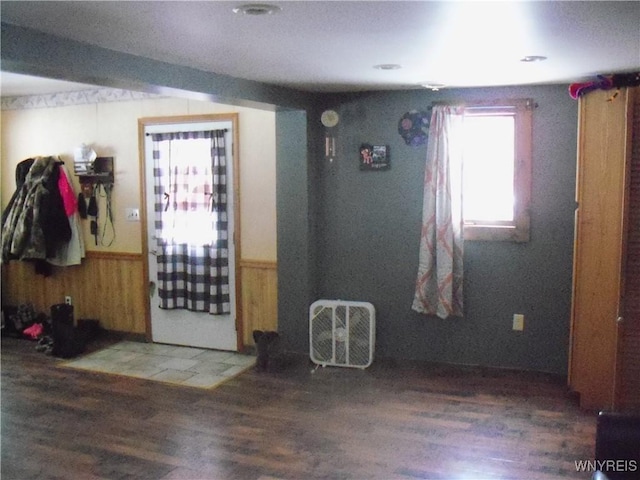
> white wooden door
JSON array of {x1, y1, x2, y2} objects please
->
[{"x1": 144, "y1": 120, "x2": 238, "y2": 351}]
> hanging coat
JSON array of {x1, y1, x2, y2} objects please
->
[
  {"x1": 1, "y1": 158, "x2": 34, "y2": 228},
  {"x1": 48, "y1": 165, "x2": 86, "y2": 267},
  {"x1": 1, "y1": 156, "x2": 71, "y2": 262}
]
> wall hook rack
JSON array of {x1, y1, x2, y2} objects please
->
[{"x1": 76, "y1": 156, "x2": 114, "y2": 191}]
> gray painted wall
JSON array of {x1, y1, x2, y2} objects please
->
[
  {"x1": 276, "y1": 109, "x2": 317, "y2": 354},
  {"x1": 306, "y1": 85, "x2": 578, "y2": 374},
  {"x1": 2, "y1": 22, "x2": 578, "y2": 374}
]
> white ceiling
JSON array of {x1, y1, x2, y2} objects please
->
[{"x1": 1, "y1": 1, "x2": 639, "y2": 97}]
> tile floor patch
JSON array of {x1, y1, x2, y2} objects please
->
[
  {"x1": 62, "y1": 341, "x2": 255, "y2": 389},
  {"x1": 157, "y1": 357, "x2": 199, "y2": 371}
]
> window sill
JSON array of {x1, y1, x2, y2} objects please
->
[{"x1": 463, "y1": 224, "x2": 529, "y2": 242}]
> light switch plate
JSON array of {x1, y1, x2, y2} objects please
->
[{"x1": 125, "y1": 208, "x2": 140, "y2": 222}]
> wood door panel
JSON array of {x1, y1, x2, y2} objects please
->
[
  {"x1": 570, "y1": 88, "x2": 630, "y2": 410},
  {"x1": 618, "y1": 87, "x2": 640, "y2": 410}
]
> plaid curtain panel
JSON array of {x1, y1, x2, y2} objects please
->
[{"x1": 151, "y1": 130, "x2": 230, "y2": 314}]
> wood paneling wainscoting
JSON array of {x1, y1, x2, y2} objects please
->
[
  {"x1": 2, "y1": 254, "x2": 277, "y2": 347},
  {"x1": 240, "y1": 259, "x2": 277, "y2": 347},
  {"x1": 1, "y1": 252, "x2": 146, "y2": 334}
]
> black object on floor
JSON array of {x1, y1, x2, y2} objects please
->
[
  {"x1": 50, "y1": 303, "x2": 85, "y2": 359},
  {"x1": 594, "y1": 411, "x2": 640, "y2": 479}
]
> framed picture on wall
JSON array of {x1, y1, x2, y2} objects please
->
[{"x1": 359, "y1": 144, "x2": 390, "y2": 171}]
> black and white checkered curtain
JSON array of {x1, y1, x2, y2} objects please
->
[{"x1": 151, "y1": 130, "x2": 230, "y2": 314}]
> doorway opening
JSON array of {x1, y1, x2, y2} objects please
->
[{"x1": 139, "y1": 114, "x2": 240, "y2": 351}]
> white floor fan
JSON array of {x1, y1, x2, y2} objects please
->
[{"x1": 309, "y1": 299, "x2": 375, "y2": 369}]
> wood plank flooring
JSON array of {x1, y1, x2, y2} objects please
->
[{"x1": 1, "y1": 337, "x2": 596, "y2": 480}]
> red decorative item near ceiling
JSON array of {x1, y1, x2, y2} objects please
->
[{"x1": 569, "y1": 72, "x2": 640, "y2": 99}]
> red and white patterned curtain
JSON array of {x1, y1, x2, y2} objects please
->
[
  {"x1": 412, "y1": 106, "x2": 465, "y2": 319},
  {"x1": 151, "y1": 130, "x2": 230, "y2": 315}
]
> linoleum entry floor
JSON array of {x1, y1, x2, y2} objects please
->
[{"x1": 63, "y1": 340, "x2": 256, "y2": 389}]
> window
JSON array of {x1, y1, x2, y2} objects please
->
[
  {"x1": 155, "y1": 136, "x2": 218, "y2": 246},
  {"x1": 461, "y1": 99, "x2": 533, "y2": 242}
]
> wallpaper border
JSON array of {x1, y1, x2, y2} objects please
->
[{"x1": 1, "y1": 88, "x2": 163, "y2": 111}]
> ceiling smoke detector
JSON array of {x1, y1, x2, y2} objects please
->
[
  {"x1": 520, "y1": 55, "x2": 547, "y2": 63},
  {"x1": 373, "y1": 64, "x2": 402, "y2": 71},
  {"x1": 232, "y1": 3, "x2": 281, "y2": 15},
  {"x1": 421, "y1": 83, "x2": 446, "y2": 91}
]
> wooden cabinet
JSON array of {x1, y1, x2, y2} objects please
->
[
  {"x1": 619, "y1": 88, "x2": 640, "y2": 411},
  {"x1": 569, "y1": 87, "x2": 640, "y2": 411}
]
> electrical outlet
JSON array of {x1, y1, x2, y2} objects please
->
[
  {"x1": 125, "y1": 208, "x2": 140, "y2": 222},
  {"x1": 65, "y1": 296, "x2": 72, "y2": 306},
  {"x1": 513, "y1": 314, "x2": 524, "y2": 331}
]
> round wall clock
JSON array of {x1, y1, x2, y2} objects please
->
[{"x1": 321, "y1": 110, "x2": 339, "y2": 128}]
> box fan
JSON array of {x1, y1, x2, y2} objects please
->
[{"x1": 309, "y1": 299, "x2": 375, "y2": 369}]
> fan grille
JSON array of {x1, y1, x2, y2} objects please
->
[
  {"x1": 348, "y1": 306, "x2": 372, "y2": 366},
  {"x1": 311, "y1": 305, "x2": 333, "y2": 363},
  {"x1": 310, "y1": 300, "x2": 375, "y2": 368}
]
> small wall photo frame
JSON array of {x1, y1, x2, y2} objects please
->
[{"x1": 359, "y1": 143, "x2": 390, "y2": 171}]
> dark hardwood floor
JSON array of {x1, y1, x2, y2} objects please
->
[{"x1": 1, "y1": 336, "x2": 596, "y2": 480}]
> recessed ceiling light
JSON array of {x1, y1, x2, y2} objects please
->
[
  {"x1": 520, "y1": 55, "x2": 547, "y2": 63},
  {"x1": 233, "y1": 3, "x2": 281, "y2": 15},
  {"x1": 420, "y1": 83, "x2": 446, "y2": 91},
  {"x1": 373, "y1": 64, "x2": 402, "y2": 70}
]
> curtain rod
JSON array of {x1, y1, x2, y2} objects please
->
[
  {"x1": 145, "y1": 128, "x2": 228, "y2": 136},
  {"x1": 430, "y1": 99, "x2": 537, "y2": 109}
]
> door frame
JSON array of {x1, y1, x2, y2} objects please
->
[
  {"x1": 613, "y1": 87, "x2": 636, "y2": 409},
  {"x1": 137, "y1": 113, "x2": 243, "y2": 350}
]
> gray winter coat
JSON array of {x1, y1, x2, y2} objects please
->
[{"x1": 1, "y1": 156, "x2": 71, "y2": 262}]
